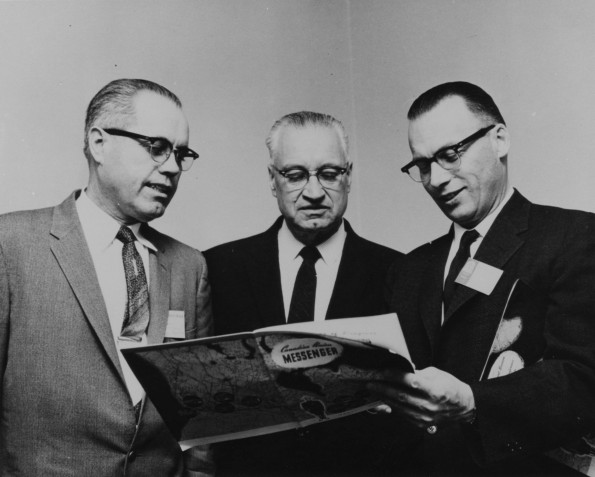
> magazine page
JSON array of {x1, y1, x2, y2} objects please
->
[
  {"x1": 123, "y1": 325, "x2": 412, "y2": 449},
  {"x1": 123, "y1": 333, "x2": 298, "y2": 448}
]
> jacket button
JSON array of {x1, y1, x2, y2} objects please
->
[
  {"x1": 506, "y1": 442, "x2": 518, "y2": 452},
  {"x1": 128, "y1": 450, "x2": 136, "y2": 461}
]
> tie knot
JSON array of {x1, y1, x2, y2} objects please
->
[
  {"x1": 116, "y1": 226, "x2": 136, "y2": 244},
  {"x1": 299, "y1": 246, "x2": 321, "y2": 263},
  {"x1": 460, "y1": 229, "x2": 480, "y2": 249}
]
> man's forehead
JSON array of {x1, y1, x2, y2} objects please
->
[
  {"x1": 408, "y1": 96, "x2": 480, "y2": 154},
  {"x1": 131, "y1": 91, "x2": 188, "y2": 139},
  {"x1": 276, "y1": 125, "x2": 344, "y2": 165}
]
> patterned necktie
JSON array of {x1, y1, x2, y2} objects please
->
[
  {"x1": 287, "y1": 246, "x2": 322, "y2": 324},
  {"x1": 443, "y1": 229, "x2": 480, "y2": 313},
  {"x1": 116, "y1": 225, "x2": 150, "y2": 341}
]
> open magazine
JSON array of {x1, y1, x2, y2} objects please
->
[{"x1": 122, "y1": 313, "x2": 413, "y2": 449}]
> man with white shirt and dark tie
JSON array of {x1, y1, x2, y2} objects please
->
[
  {"x1": 0, "y1": 78, "x2": 213, "y2": 476},
  {"x1": 205, "y1": 111, "x2": 403, "y2": 476},
  {"x1": 371, "y1": 81, "x2": 595, "y2": 476}
]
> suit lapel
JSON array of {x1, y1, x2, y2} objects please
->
[
  {"x1": 419, "y1": 234, "x2": 452, "y2": 349},
  {"x1": 49, "y1": 193, "x2": 124, "y2": 381},
  {"x1": 146, "y1": 244, "x2": 171, "y2": 344},
  {"x1": 326, "y1": 223, "x2": 364, "y2": 319},
  {"x1": 443, "y1": 191, "x2": 530, "y2": 322},
  {"x1": 247, "y1": 218, "x2": 286, "y2": 327}
]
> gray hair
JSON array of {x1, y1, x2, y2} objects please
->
[
  {"x1": 265, "y1": 111, "x2": 349, "y2": 163},
  {"x1": 83, "y1": 78, "x2": 182, "y2": 161}
]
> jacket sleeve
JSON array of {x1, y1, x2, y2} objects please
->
[
  {"x1": 0, "y1": 243, "x2": 9, "y2": 409},
  {"x1": 193, "y1": 250, "x2": 213, "y2": 339}
]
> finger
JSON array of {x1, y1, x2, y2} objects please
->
[
  {"x1": 367, "y1": 404, "x2": 392, "y2": 414},
  {"x1": 378, "y1": 368, "x2": 410, "y2": 383},
  {"x1": 367, "y1": 382, "x2": 436, "y2": 420}
]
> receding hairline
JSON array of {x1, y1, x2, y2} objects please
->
[
  {"x1": 266, "y1": 111, "x2": 349, "y2": 163},
  {"x1": 83, "y1": 78, "x2": 183, "y2": 161}
]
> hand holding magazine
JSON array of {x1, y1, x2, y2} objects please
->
[{"x1": 122, "y1": 313, "x2": 413, "y2": 449}]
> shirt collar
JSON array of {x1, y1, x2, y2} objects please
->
[
  {"x1": 278, "y1": 219, "x2": 346, "y2": 264},
  {"x1": 452, "y1": 185, "x2": 514, "y2": 240},
  {"x1": 76, "y1": 189, "x2": 157, "y2": 253}
]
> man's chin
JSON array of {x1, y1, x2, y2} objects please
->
[
  {"x1": 134, "y1": 204, "x2": 168, "y2": 223},
  {"x1": 297, "y1": 218, "x2": 332, "y2": 231},
  {"x1": 442, "y1": 209, "x2": 478, "y2": 228},
  {"x1": 289, "y1": 218, "x2": 342, "y2": 245}
]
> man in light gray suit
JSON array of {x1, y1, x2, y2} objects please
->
[{"x1": 0, "y1": 79, "x2": 213, "y2": 476}]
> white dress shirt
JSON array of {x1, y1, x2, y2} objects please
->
[
  {"x1": 278, "y1": 220, "x2": 347, "y2": 322},
  {"x1": 441, "y1": 186, "x2": 514, "y2": 323},
  {"x1": 76, "y1": 190, "x2": 156, "y2": 404},
  {"x1": 444, "y1": 186, "x2": 515, "y2": 281}
]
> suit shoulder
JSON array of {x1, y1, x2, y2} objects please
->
[
  {"x1": 407, "y1": 233, "x2": 447, "y2": 256},
  {"x1": 143, "y1": 226, "x2": 205, "y2": 263},
  {"x1": 0, "y1": 206, "x2": 54, "y2": 240},
  {"x1": 351, "y1": 234, "x2": 403, "y2": 262},
  {"x1": 205, "y1": 229, "x2": 270, "y2": 262},
  {"x1": 530, "y1": 202, "x2": 595, "y2": 227}
]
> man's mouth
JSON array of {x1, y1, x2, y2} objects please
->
[
  {"x1": 438, "y1": 188, "x2": 463, "y2": 204},
  {"x1": 147, "y1": 183, "x2": 172, "y2": 197},
  {"x1": 299, "y1": 206, "x2": 329, "y2": 217}
]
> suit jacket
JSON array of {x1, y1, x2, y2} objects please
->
[
  {"x1": 206, "y1": 217, "x2": 402, "y2": 334},
  {"x1": 387, "y1": 190, "x2": 595, "y2": 476},
  {"x1": 0, "y1": 192, "x2": 213, "y2": 476},
  {"x1": 205, "y1": 218, "x2": 404, "y2": 476}
]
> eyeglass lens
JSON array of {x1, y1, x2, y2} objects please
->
[{"x1": 281, "y1": 168, "x2": 346, "y2": 191}]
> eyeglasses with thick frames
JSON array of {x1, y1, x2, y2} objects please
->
[
  {"x1": 401, "y1": 124, "x2": 496, "y2": 183},
  {"x1": 103, "y1": 128, "x2": 199, "y2": 171},
  {"x1": 273, "y1": 165, "x2": 351, "y2": 191}
]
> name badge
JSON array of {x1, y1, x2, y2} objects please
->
[
  {"x1": 455, "y1": 258, "x2": 503, "y2": 295},
  {"x1": 165, "y1": 310, "x2": 186, "y2": 339}
]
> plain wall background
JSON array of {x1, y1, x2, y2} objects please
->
[{"x1": 1, "y1": 0, "x2": 594, "y2": 253}]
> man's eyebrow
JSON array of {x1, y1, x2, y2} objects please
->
[{"x1": 412, "y1": 142, "x2": 457, "y2": 161}]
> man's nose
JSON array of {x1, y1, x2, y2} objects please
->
[
  {"x1": 428, "y1": 161, "x2": 452, "y2": 188},
  {"x1": 158, "y1": 153, "x2": 182, "y2": 175},
  {"x1": 302, "y1": 174, "x2": 325, "y2": 199}
]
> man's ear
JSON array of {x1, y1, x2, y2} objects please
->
[
  {"x1": 88, "y1": 127, "x2": 108, "y2": 165},
  {"x1": 268, "y1": 164, "x2": 277, "y2": 198},
  {"x1": 345, "y1": 162, "x2": 353, "y2": 193},
  {"x1": 494, "y1": 124, "x2": 510, "y2": 160}
]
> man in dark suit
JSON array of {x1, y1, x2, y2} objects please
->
[
  {"x1": 370, "y1": 82, "x2": 595, "y2": 476},
  {"x1": 206, "y1": 111, "x2": 403, "y2": 475},
  {"x1": 0, "y1": 79, "x2": 213, "y2": 476}
]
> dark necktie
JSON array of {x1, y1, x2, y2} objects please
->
[
  {"x1": 443, "y1": 229, "x2": 480, "y2": 313},
  {"x1": 116, "y1": 225, "x2": 150, "y2": 341},
  {"x1": 287, "y1": 246, "x2": 322, "y2": 324}
]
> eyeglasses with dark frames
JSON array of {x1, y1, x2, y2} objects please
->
[
  {"x1": 103, "y1": 128, "x2": 199, "y2": 171},
  {"x1": 273, "y1": 165, "x2": 351, "y2": 191},
  {"x1": 401, "y1": 124, "x2": 496, "y2": 183}
]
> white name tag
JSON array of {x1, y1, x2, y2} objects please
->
[
  {"x1": 455, "y1": 258, "x2": 503, "y2": 295},
  {"x1": 165, "y1": 310, "x2": 186, "y2": 339}
]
